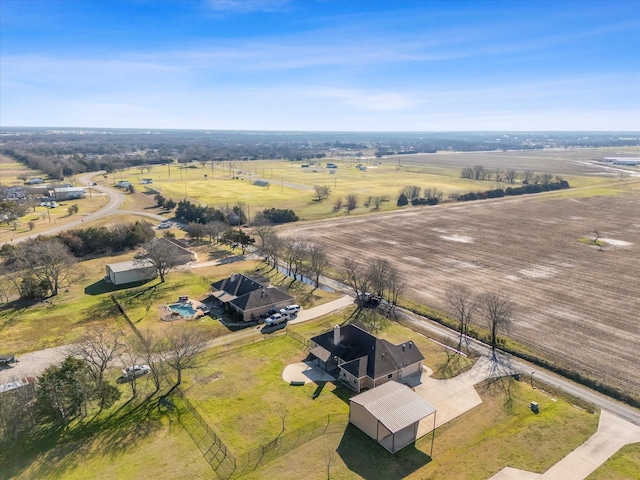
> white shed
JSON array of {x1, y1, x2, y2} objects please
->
[
  {"x1": 105, "y1": 260, "x2": 157, "y2": 285},
  {"x1": 349, "y1": 381, "x2": 436, "y2": 453}
]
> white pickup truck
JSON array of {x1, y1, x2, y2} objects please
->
[{"x1": 265, "y1": 313, "x2": 286, "y2": 326}]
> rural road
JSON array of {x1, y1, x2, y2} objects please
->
[
  {"x1": 0, "y1": 295, "x2": 355, "y2": 389},
  {"x1": 1, "y1": 171, "x2": 125, "y2": 246},
  {"x1": 395, "y1": 309, "x2": 640, "y2": 427}
]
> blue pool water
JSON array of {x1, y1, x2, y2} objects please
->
[{"x1": 168, "y1": 303, "x2": 198, "y2": 316}]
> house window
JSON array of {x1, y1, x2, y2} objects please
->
[{"x1": 387, "y1": 373, "x2": 392, "y2": 379}]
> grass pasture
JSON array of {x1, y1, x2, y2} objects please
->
[
  {"x1": 0, "y1": 388, "x2": 211, "y2": 480},
  {"x1": 241, "y1": 377, "x2": 599, "y2": 480},
  {"x1": 182, "y1": 335, "x2": 350, "y2": 453}
]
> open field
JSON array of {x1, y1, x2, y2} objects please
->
[
  {"x1": 110, "y1": 148, "x2": 629, "y2": 221},
  {"x1": 280, "y1": 186, "x2": 640, "y2": 403},
  {"x1": 242, "y1": 378, "x2": 599, "y2": 480},
  {"x1": 381, "y1": 146, "x2": 640, "y2": 177}
]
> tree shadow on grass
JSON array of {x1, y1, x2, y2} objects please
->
[
  {"x1": 3, "y1": 397, "x2": 169, "y2": 480},
  {"x1": 336, "y1": 424, "x2": 431, "y2": 480},
  {"x1": 84, "y1": 278, "x2": 157, "y2": 296}
]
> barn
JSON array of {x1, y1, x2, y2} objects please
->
[
  {"x1": 349, "y1": 380, "x2": 436, "y2": 453},
  {"x1": 105, "y1": 260, "x2": 157, "y2": 285}
]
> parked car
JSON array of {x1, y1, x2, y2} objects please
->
[
  {"x1": 158, "y1": 221, "x2": 173, "y2": 229},
  {"x1": 121, "y1": 364, "x2": 151, "y2": 380},
  {"x1": 265, "y1": 313, "x2": 286, "y2": 327},
  {"x1": 279, "y1": 305, "x2": 301, "y2": 318}
]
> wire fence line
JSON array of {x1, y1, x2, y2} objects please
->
[{"x1": 112, "y1": 297, "x2": 343, "y2": 478}]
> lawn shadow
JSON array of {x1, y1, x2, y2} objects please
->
[
  {"x1": 336, "y1": 424, "x2": 431, "y2": 480},
  {"x1": 84, "y1": 278, "x2": 157, "y2": 296},
  {"x1": 1, "y1": 396, "x2": 168, "y2": 480}
]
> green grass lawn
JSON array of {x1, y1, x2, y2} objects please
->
[
  {"x1": 242, "y1": 380, "x2": 600, "y2": 480},
  {"x1": 0, "y1": 388, "x2": 211, "y2": 480},
  {"x1": 586, "y1": 442, "x2": 640, "y2": 480},
  {"x1": 182, "y1": 335, "x2": 350, "y2": 454}
]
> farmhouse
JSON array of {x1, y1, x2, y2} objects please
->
[
  {"x1": 53, "y1": 187, "x2": 86, "y2": 200},
  {"x1": 210, "y1": 273, "x2": 294, "y2": 321},
  {"x1": 349, "y1": 380, "x2": 436, "y2": 453},
  {"x1": 310, "y1": 325, "x2": 424, "y2": 392}
]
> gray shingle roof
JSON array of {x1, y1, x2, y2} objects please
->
[{"x1": 311, "y1": 325, "x2": 424, "y2": 380}]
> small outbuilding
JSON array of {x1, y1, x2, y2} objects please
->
[
  {"x1": 105, "y1": 260, "x2": 157, "y2": 285},
  {"x1": 349, "y1": 380, "x2": 436, "y2": 454},
  {"x1": 53, "y1": 187, "x2": 86, "y2": 200}
]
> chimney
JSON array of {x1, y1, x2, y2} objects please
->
[
  {"x1": 333, "y1": 325, "x2": 340, "y2": 345},
  {"x1": 230, "y1": 273, "x2": 236, "y2": 282},
  {"x1": 409, "y1": 341, "x2": 412, "y2": 349},
  {"x1": 402, "y1": 344, "x2": 405, "y2": 351}
]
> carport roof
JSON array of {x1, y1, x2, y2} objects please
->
[{"x1": 350, "y1": 381, "x2": 436, "y2": 433}]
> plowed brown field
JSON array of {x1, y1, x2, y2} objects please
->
[{"x1": 282, "y1": 189, "x2": 640, "y2": 402}]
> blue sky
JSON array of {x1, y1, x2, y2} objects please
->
[{"x1": 1, "y1": 0, "x2": 639, "y2": 131}]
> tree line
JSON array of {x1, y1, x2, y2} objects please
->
[{"x1": 0, "y1": 327, "x2": 206, "y2": 440}]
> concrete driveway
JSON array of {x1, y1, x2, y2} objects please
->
[
  {"x1": 415, "y1": 356, "x2": 518, "y2": 437},
  {"x1": 490, "y1": 409, "x2": 640, "y2": 480}
]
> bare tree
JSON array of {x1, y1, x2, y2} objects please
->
[
  {"x1": 307, "y1": 241, "x2": 329, "y2": 290},
  {"x1": 70, "y1": 329, "x2": 123, "y2": 386},
  {"x1": 282, "y1": 239, "x2": 306, "y2": 284},
  {"x1": 521, "y1": 170, "x2": 535, "y2": 184},
  {"x1": 185, "y1": 222, "x2": 206, "y2": 243},
  {"x1": 139, "y1": 238, "x2": 183, "y2": 282},
  {"x1": 346, "y1": 194, "x2": 358, "y2": 213},
  {"x1": 343, "y1": 258, "x2": 373, "y2": 307},
  {"x1": 252, "y1": 223, "x2": 275, "y2": 260},
  {"x1": 372, "y1": 196, "x2": 383, "y2": 209},
  {"x1": 505, "y1": 169, "x2": 518, "y2": 184},
  {"x1": 313, "y1": 185, "x2": 331, "y2": 201},
  {"x1": 161, "y1": 328, "x2": 207, "y2": 388},
  {"x1": 204, "y1": 220, "x2": 228, "y2": 244},
  {"x1": 401, "y1": 185, "x2": 421, "y2": 200},
  {"x1": 263, "y1": 232, "x2": 282, "y2": 269},
  {"x1": 481, "y1": 291, "x2": 514, "y2": 355},
  {"x1": 539, "y1": 172, "x2": 553, "y2": 185},
  {"x1": 446, "y1": 285, "x2": 478, "y2": 351},
  {"x1": 333, "y1": 197, "x2": 343, "y2": 212},
  {"x1": 13, "y1": 238, "x2": 77, "y2": 296},
  {"x1": 473, "y1": 165, "x2": 485, "y2": 180},
  {"x1": 132, "y1": 330, "x2": 164, "y2": 393}
]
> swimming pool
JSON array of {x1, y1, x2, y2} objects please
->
[{"x1": 168, "y1": 303, "x2": 198, "y2": 317}]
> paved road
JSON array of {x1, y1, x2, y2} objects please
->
[
  {"x1": 0, "y1": 295, "x2": 355, "y2": 388},
  {"x1": 1, "y1": 171, "x2": 126, "y2": 246},
  {"x1": 395, "y1": 309, "x2": 640, "y2": 427}
]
